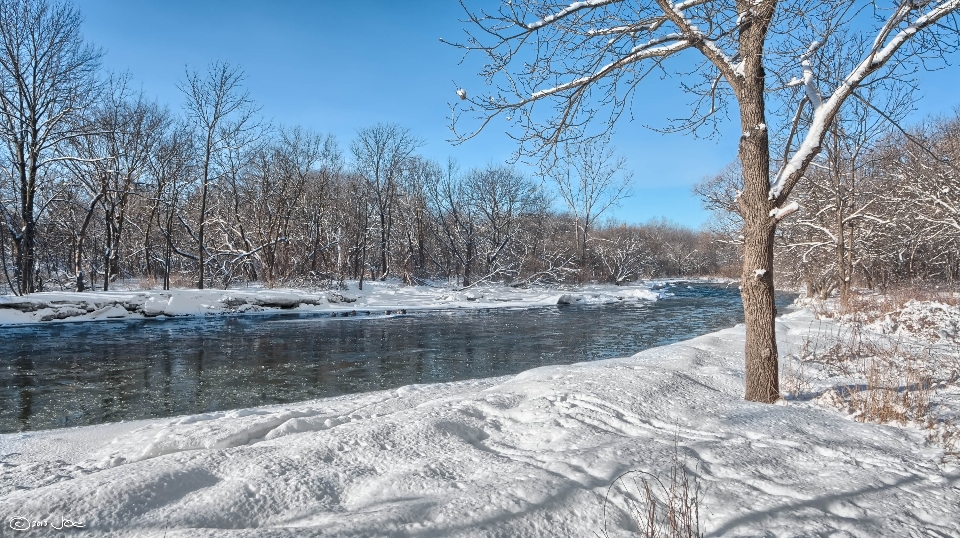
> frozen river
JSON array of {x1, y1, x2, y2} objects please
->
[{"x1": 0, "y1": 283, "x2": 795, "y2": 432}]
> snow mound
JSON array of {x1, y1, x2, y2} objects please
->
[
  {"x1": 866, "y1": 300, "x2": 960, "y2": 342},
  {"x1": 556, "y1": 287, "x2": 659, "y2": 305}
]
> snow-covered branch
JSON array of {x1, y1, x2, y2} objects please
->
[
  {"x1": 770, "y1": 0, "x2": 960, "y2": 202},
  {"x1": 524, "y1": 0, "x2": 621, "y2": 30},
  {"x1": 530, "y1": 36, "x2": 692, "y2": 100}
]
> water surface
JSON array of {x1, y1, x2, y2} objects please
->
[{"x1": 0, "y1": 284, "x2": 795, "y2": 433}]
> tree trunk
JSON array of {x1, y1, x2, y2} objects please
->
[
  {"x1": 580, "y1": 221, "x2": 589, "y2": 284},
  {"x1": 19, "y1": 222, "x2": 36, "y2": 294},
  {"x1": 198, "y1": 176, "x2": 208, "y2": 289},
  {"x1": 737, "y1": 13, "x2": 779, "y2": 403},
  {"x1": 18, "y1": 160, "x2": 38, "y2": 294},
  {"x1": 740, "y1": 213, "x2": 779, "y2": 403}
]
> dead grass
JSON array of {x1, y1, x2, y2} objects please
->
[
  {"x1": 597, "y1": 441, "x2": 703, "y2": 538},
  {"x1": 785, "y1": 311, "x2": 959, "y2": 463},
  {"x1": 805, "y1": 326, "x2": 932, "y2": 425},
  {"x1": 843, "y1": 352, "x2": 933, "y2": 425}
]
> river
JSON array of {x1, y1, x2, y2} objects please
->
[{"x1": 0, "y1": 283, "x2": 795, "y2": 433}]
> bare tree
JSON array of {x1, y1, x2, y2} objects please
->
[
  {"x1": 426, "y1": 158, "x2": 481, "y2": 286},
  {"x1": 300, "y1": 135, "x2": 343, "y2": 279},
  {"x1": 450, "y1": 0, "x2": 960, "y2": 403},
  {"x1": 0, "y1": 0, "x2": 101, "y2": 294},
  {"x1": 351, "y1": 123, "x2": 422, "y2": 280},
  {"x1": 395, "y1": 155, "x2": 435, "y2": 282},
  {"x1": 242, "y1": 127, "x2": 323, "y2": 285},
  {"x1": 888, "y1": 114, "x2": 960, "y2": 281},
  {"x1": 466, "y1": 164, "x2": 543, "y2": 282},
  {"x1": 179, "y1": 61, "x2": 259, "y2": 289},
  {"x1": 593, "y1": 224, "x2": 655, "y2": 284},
  {"x1": 548, "y1": 139, "x2": 632, "y2": 282},
  {"x1": 67, "y1": 74, "x2": 168, "y2": 290}
]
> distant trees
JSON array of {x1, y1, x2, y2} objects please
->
[
  {"x1": 548, "y1": 140, "x2": 632, "y2": 282},
  {"x1": 697, "y1": 110, "x2": 960, "y2": 296},
  {"x1": 0, "y1": 100, "x2": 723, "y2": 294},
  {"x1": 0, "y1": 0, "x2": 101, "y2": 294},
  {"x1": 351, "y1": 123, "x2": 422, "y2": 281},
  {"x1": 179, "y1": 61, "x2": 259, "y2": 289},
  {"x1": 0, "y1": 0, "x2": 737, "y2": 297},
  {"x1": 66, "y1": 75, "x2": 169, "y2": 291},
  {"x1": 426, "y1": 162, "x2": 546, "y2": 287}
]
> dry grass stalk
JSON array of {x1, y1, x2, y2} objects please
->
[
  {"x1": 790, "y1": 308, "x2": 958, "y2": 460},
  {"x1": 809, "y1": 285, "x2": 960, "y2": 330},
  {"x1": 843, "y1": 357, "x2": 933, "y2": 425},
  {"x1": 598, "y1": 442, "x2": 703, "y2": 538},
  {"x1": 926, "y1": 417, "x2": 960, "y2": 463}
]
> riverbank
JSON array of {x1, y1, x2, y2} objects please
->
[
  {"x1": 0, "y1": 279, "x2": 668, "y2": 326},
  {"x1": 1, "y1": 305, "x2": 957, "y2": 536}
]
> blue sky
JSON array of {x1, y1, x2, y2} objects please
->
[{"x1": 75, "y1": 0, "x2": 959, "y2": 228}]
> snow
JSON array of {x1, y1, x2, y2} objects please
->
[
  {"x1": 769, "y1": 201, "x2": 800, "y2": 220},
  {"x1": 1, "y1": 300, "x2": 958, "y2": 535},
  {"x1": 733, "y1": 60, "x2": 745, "y2": 77},
  {"x1": 866, "y1": 299, "x2": 960, "y2": 343},
  {"x1": 0, "y1": 281, "x2": 661, "y2": 326},
  {"x1": 525, "y1": 0, "x2": 616, "y2": 31}
]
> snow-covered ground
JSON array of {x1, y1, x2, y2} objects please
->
[
  {"x1": 0, "y1": 280, "x2": 663, "y2": 326},
  {"x1": 1, "y1": 296, "x2": 958, "y2": 536}
]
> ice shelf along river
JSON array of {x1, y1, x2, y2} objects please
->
[{"x1": 1, "y1": 283, "x2": 795, "y2": 433}]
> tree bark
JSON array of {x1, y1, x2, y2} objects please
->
[{"x1": 737, "y1": 1, "x2": 779, "y2": 403}]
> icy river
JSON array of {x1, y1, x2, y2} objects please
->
[{"x1": 1, "y1": 283, "x2": 795, "y2": 433}]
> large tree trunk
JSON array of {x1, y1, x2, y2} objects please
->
[
  {"x1": 740, "y1": 212, "x2": 780, "y2": 403},
  {"x1": 737, "y1": 7, "x2": 780, "y2": 403}
]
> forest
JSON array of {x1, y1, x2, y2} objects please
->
[
  {"x1": 0, "y1": 0, "x2": 727, "y2": 296},
  {"x1": 2, "y1": 0, "x2": 958, "y2": 300},
  {"x1": 0, "y1": 71, "x2": 727, "y2": 295}
]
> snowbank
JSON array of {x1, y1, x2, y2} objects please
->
[
  {"x1": 867, "y1": 299, "x2": 960, "y2": 343},
  {"x1": 0, "y1": 281, "x2": 663, "y2": 326},
  {"x1": 1, "y1": 309, "x2": 956, "y2": 536}
]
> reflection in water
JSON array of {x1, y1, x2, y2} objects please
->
[{"x1": 0, "y1": 284, "x2": 795, "y2": 433}]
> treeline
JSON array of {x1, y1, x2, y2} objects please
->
[
  {"x1": 5, "y1": 111, "x2": 724, "y2": 292},
  {"x1": 698, "y1": 110, "x2": 960, "y2": 300},
  {"x1": 0, "y1": 0, "x2": 724, "y2": 295},
  {"x1": 3, "y1": 114, "x2": 726, "y2": 292}
]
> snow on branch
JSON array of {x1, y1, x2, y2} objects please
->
[
  {"x1": 769, "y1": 0, "x2": 960, "y2": 202},
  {"x1": 673, "y1": 0, "x2": 713, "y2": 11},
  {"x1": 786, "y1": 41, "x2": 824, "y2": 108},
  {"x1": 525, "y1": 0, "x2": 620, "y2": 30},
  {"x1": 656, "y1": 0, "x2": 739, "y2": 78},
  {"x1": 530, "y1": 35, "x2": 691, "y2": 100},
  {"x1": 586, "y1": 19, "x2": 667, "y2": 36},
  {"x1": 769, "y1": 201, "x2": 799, "y2": 221}
]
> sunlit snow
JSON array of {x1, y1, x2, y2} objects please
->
[{"x1": 1, "y1": 285, "x2": 957, "y2": 536}]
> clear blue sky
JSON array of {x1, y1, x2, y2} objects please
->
[{"x1": 75, "y1": 0, "x2": 959, "y2": 229}]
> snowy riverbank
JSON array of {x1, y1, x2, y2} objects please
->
[
  {"x1": 1, "y1": 304, "x2": 957, "y2": 536},
  {"x1": 0, "y1": 280, "x2": 665, "y2": 326}
]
